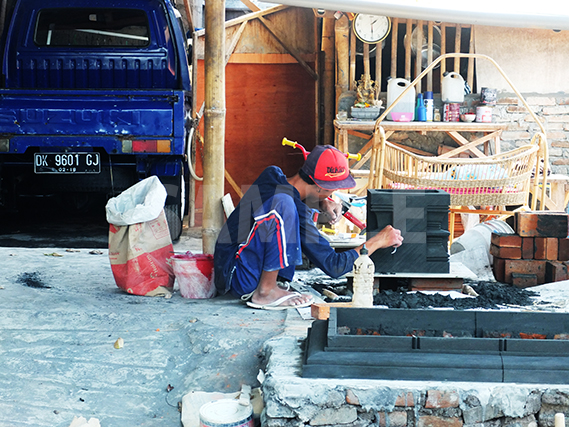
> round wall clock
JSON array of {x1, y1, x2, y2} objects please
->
[{"x1": 353, "y1": 14, "x2": 391, "y2": 44}]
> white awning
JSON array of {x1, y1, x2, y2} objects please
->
[{"x1": 265, "y1": 0, "x2": 569, "y2": 31}]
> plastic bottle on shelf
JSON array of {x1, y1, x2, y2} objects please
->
[
  {"x1": 441, "y1": 71, "x2": 465, "y2": 103},
  {"x1": 434, "y1": 108, "x2": 441, "y2": 121},
  {"x1": 415, "y1": 93, "x2": 427, "y2": 122},
  {"x1": 386, "y1": 77, "x2": 415, "y2": 121},
  {"x1": 351, "y1": 244, "x2": 375, "y2": 307},
  {"x1": 424, "y1": 91, "x2": 434, "y2": 121}
]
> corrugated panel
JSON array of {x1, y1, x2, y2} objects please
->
[
  {"x1": 14, "y1": 55, "x2": 175, "y2": 89},
  {"x1": 0, "y1": 90, "x2": 177, "y2": 136}
]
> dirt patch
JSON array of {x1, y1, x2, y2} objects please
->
[{"x1": 17, "y1": 272, "x2": 51, "y2": 289}]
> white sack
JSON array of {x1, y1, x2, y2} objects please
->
[{"x1": 105, "y1": 176, "x2": 167, "y2": 226}]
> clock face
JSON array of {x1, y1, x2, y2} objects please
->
[{"x1": 353, "y1": 14, "x2": 391, "y2": 44}]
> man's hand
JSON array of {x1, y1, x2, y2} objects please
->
[
  {"x1": 361, "y1": 225, "x2": 403, "y2": 254},
  {"x1": 318, "y1": 197, "x2": 343, "y2": 225}
]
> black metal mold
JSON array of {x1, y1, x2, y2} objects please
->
[
  {"x1": 366, "y1": 189, "x2": 450, "y2": 274},
  {"x1": 302, "y1": 308, "x2": 569, "y2": 383}
]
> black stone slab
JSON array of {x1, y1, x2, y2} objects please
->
[
  {"x1": 367, "y1": 189, "x2": 450, "y2": 274},
  {"x1": 302, "y1": 308, "x2": 569, "y2": 383}
]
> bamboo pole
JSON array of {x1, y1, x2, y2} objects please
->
[
  {"x1": 454, "y1": 24, "x2": 461, "y2": 71},
  {"x1": 350, "y1": 28, "x2": 356, "y2": 90},
  {"x1": 363, "y1": 43, "x2": 370, "y2": 77},
  {"x1": 404, "y1": 19, "x2": 412, "y2": 80},
  {"x1": 467, "y1": 26, "x2": 475, "y2": 90},
  {"x1": 390, "y1": 18, "x2": 398, "y2": 78},
  {"x1": 182, "y1": 0, "x2": 194, "y2": 35},
  {"x1": 322, "y1": 17, "x2": 335, "y2": 145},
  {"x1": 415, "y1": 20, "x2": 423, "y2": 93},
  {"x1": 375, "y1": 40, "x2": 382, "y2": 98},
  {"x1": 427, "y1": 21, "x2": 433, "y2": 92},
  {"x1": 202, "y1": 0, "x2": 226, "y2": 254},
  {"x1": 189, "y1": 30, "x2": 200, "y2": 228},
  {"x1": 440, "y1": 24, "x2": 446, "y2": 80},
  {"x1": 335, "y1": 15, "x2": 350, "y2": 108}
]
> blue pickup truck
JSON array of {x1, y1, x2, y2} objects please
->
[{"x1": 0, "y1": 0, "x2": 192, "y2": 239}]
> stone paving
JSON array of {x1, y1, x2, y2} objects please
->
[{"x1": 0, "y1": 233, "x2": 302, "y2": 427}]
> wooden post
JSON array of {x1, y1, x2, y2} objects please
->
[
  {"x1": 427, "y1": 21, "x2": 433, "y2": 92},
  {"x1": 322, "y1": 17, "x2": 335, "y2": 145},
  {"x1": 375, "y1": 39, "x2": 382, "y2": 97},
  {"x1": 454, "y1": 24, "x2": 461, "y2": 72},
  {"x1": 202, "y1": 0, "x2": 226, "y2": 254},
  {"x1": 440, "y1": 24, "x2": 446, "y2": 81},
  {"x1": 467, "y1": 26, "x2": 475, "y2": 90},
  {"x1": 335, "y1": 15, "x2": 350, "y2": 108},
  {"x1": 182, "y1": 0, "x2": 194, "y2": 34},
  {"x1": 363, "y1": 43, "x2": 370, "y2": 77},
  {"x1": 350, "y1": 27, "x2": 356, "y2": 90},
  {"x1": 415, "y1": 20, "x2": 423, "y2": 93},
  {"x1": 390, "y1": 18, "x2": 399, "y2": 78},
  {"x1": 239, "y1": 0, "x2": 260, "y2": 12},
  {"x1": 404, "y1": 19, "x2": 412, "y2": 80},
  {"x1": 189, "y1": 31, "x2": 200, "y2": 228}
]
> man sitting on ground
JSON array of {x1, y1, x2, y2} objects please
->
[{"x1": 213, "y1": 145, "x2": 403, "y2": 310}]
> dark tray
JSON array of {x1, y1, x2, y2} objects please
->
[{"x1": 303, "y1": 308, "x2": 569, "y2": 383}]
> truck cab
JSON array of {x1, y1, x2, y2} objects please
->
[{"x1": 0, "y1": 0, "x2": 192, "y2": 239}]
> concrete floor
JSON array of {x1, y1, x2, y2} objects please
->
[{"x1": 0, "y1": 231, "x2": 306, "y2": 427}]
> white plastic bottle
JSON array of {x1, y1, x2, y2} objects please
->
[
  {"x1": 441, "y1": 72, "x2": 465, "y2": 103},
  {"x1": 386, "y1": 78, "x2": 415, "y2": 121},
  {"x1": 352, "y1": 245, "x2": 375, "y2": 307}
]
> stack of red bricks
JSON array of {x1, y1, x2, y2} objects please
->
[{"x1": 492, "y1": 211, "x2": 569, "y2": 288}]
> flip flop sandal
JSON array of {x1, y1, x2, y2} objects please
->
[
  {"x1": 246, "y1": 292, "x2": 314, "y2": 311},
  {"x1": 240, "y1": 292, "x2": 254, "y2": 302},
  {"x1": 276, "y1": 281, "x2": 291, "y2": 291},
  {"x1": 241, "y1": 282, "x2": 291, "y2": 301}
]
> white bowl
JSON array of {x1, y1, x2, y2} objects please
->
[{"x1": 460, "y1": 113, "x2": 476, "y2": 122}]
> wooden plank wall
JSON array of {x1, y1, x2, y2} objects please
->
[
  {"x1": 191, "y1": 7, "x2": 318, "y2": 226},
  {"x1": 349, "y1": 19, "x2": 474, "y2": 93}
]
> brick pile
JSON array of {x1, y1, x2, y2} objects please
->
[{"x1": 492, "y1": 211, "x2": 569, "y2": 288}]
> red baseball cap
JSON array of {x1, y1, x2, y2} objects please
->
[{"x1": 300, "y1": 145, "x2": 356, "y2": 190}]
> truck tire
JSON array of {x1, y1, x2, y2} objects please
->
[{"x1": 165, "y1": 204, "x2": 183, "y2": 242}]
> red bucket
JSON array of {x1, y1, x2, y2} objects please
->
[{"x1": 170, "y1": 253, "x2": 216, "y2": 299}]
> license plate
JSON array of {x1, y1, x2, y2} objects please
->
[{"x1": 34, "y1": 152, "x2": 101, "y2": 174}]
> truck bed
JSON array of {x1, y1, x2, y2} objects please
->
[{"x1": 0, "y1": 88, "x2": 185, "y2": 145}]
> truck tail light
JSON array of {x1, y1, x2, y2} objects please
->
[
  {"x1": 0, "y1": 138, "x2": 9, "y2": 152},
  {"x1": 132, "y1": 139, "x2": 171, "y2": 153}
]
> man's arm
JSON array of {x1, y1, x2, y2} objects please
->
[{"x1": 356, "y1": 225, "x2": 403, "y2": 255}]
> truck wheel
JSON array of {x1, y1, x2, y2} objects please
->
[{"x1": 165, "y1": 204, "x2": 183, "y2": 242}]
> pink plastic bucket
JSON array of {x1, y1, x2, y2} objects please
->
[
  {"x1": 391, "y1": 112, "x2": 413, "y2": 122},
  {"x1": 171, "y1": 253, "x2": 216, "y2": 299}
]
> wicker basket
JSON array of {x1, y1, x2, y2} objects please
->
[
  {"x1": 360, "y1": 53, "x2": 549, "y2": 213},
  {"x1": 377, "y1": 140, "x2": 539, "y2": 207}
]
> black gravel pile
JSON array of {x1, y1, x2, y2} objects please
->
[
  {"x1": 306, "y1": 277, "x2": 546, "y2": 310},
  {"x1": 373, "y1": 281, "x2": 541, "y2": 309}
]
